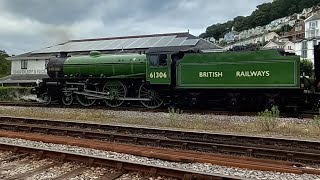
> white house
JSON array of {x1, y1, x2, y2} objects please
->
[
  {"x1": 224, "y1": 31, "x2": 239, "y2": 43},
  {"x1": 294, "y1": 13, "x2": 320, "y2": 62},
  {"x1": 224, "y1": 32, "x2": 279, "y2": 50},
  {"x1": 305, "y1": 14, "x2": 320, "y2": 38},
  {"x1": 10, "y1": 58, "x2": 48, "y2": 75},
  {"x1": 263, "y1": 41, "x2": 295, "y2": 53},
  {"x1": 294, "y1": 39, "x2": 319, "y2": 62}
]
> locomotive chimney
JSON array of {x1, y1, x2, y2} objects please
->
[
  {"x1": 314, "y1": 43, "x2": 320, "y2": 90},
  {"x1": 59, "y1": 51, "x2": 68, "y2": 58}
]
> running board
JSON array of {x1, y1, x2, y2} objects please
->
[{"x1": 73, "y1": 91, "x2": 150, "y2": 101}]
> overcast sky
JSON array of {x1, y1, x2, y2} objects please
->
[{"x1": 0, "y1": 0, "x2": 271, "y2": 55}]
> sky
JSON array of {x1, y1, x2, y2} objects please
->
[{"x1": 0, "y1": 0, "x2": 271, "y2": 55}]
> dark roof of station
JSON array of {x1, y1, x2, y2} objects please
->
[{"x1": 30, "y1": 32, "x2": 208, "y2": 54}]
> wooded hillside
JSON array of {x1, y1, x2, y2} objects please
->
[{"x1": 199, "y1": 0, "x2": 320, "y2": 40}]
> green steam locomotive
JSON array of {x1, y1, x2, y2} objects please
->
[{"x1": 33, "y1": 46, "x2": 320, "y2": 112}]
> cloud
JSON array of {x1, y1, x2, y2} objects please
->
[{"x1": 0, "y1": 0, "x2": 271, "y2": 55}]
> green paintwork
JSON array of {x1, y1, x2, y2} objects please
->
[
  {"x1": 63, "y1": 52, "x2": 146, "y2": 77},
  {"x1": 176, "y1": 50, "x2": 300, "y2": 88},
  {"x1": 146, "y1": 54, "x2": 171, "y2": 85}
]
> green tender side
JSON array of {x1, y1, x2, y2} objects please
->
[
  {"x1": 63, "y1": 52, "x2": 146, "y2": 77},
  {"x1": 176, "y1": 50, "x2": 300, "y2": 89}
]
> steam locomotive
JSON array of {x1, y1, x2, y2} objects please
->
[{"x1": 32, "y1": 45, "x2": 320, "y2": 112}]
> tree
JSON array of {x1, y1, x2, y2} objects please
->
[
  {"x1": 0, "y1": 50, "x2": 10, "y2": 78},
  {"x1": 300, "y1": 59, "x2": 313, "y2": 76},
  {"x1": 199, "y1": 0, "x2": 320, "y2": 40}
]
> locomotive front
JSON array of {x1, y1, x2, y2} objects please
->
[{"x1": 34, "y1": 51, "x2": 148, "y2": 107}]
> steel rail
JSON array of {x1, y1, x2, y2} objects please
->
[
  {"x1": 0, "y1": 141, "x2": 251, "y2": 180},
  {"x1": 0, "y1": 116, "x2": 320, "y2": 163}
]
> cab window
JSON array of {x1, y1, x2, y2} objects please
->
[
  {"x1": 159, "y1": 54, "x2": 167, "y2": 66},
  {"x1": 149, "y1": 55, "x2": 159, "y2": 66},
  {"x1": 149, "y1": 54, "x2": 167, "y2": 67}
]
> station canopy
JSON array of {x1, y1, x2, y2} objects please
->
[{"x1": 31, "y1": 32, "x2": 201, "y2": 54}]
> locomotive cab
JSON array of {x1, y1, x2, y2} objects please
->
[{"x1": 146, "y1": 52, "x2": 172, "y2": 85}]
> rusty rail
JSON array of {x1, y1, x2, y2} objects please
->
[
  {"x1": 0, "y1": 116, "x2": 319, "y2": 163},
  {"x1": 0, "y1": 141, "x2": 250, "y2": 180}
]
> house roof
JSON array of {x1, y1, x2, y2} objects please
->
[
  {"x1": 30, "y1": 32, "x2": 205, "y2": 54},
  {"x1": 272, "y1": 41, "x2": 286, "y2": 46},
  {"x1": 305, "y1": 13, "x2": 320, "y2": 22},
  {"x1": 263, "y1": 41, "x2": 293, "y2": 50}
]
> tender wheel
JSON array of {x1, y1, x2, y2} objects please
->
[
  {"x1": 76, "y1": 85, "x2": 98, "y2": 107},
  {"x1": 62, "y1": 92, "x2": 74, "y2": 106},
  {"x1": 40, "y1": 92, "x2": 51, "y2": 105},
  {"x1": 103, "y1": 81, "x2": 127, "y2": 107},
  {"x1": 139, "y1": 83, "x2": 163, "y2": 108}
]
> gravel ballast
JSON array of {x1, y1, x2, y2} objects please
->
[
  {"x1": 0, "y1": 105, "x2": 318, "y2": 140},
  {"x1": 0, "y1": 137, "x2": 319, "y2": 180}
]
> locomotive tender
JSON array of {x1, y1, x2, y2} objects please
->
[{"x1": 33, "y1": 45, "x2": 320, "y2": 111}]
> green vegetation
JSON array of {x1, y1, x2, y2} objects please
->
[
  {"x1": 300, "y1": 59, "x2": 314, "y2": 77},
  {"x1": 275, "y1": 24, "x2": 293, "y2": 36},
  {"x1": 168, "y1": 108, "x2": 183, "y2": 127},
  {"x1": 258, "y1": 106, "x2": 280, "y2": 131},
  {"x1": 313, "y1": 114, "x2": 320, "y2": 129},
  {"x1": 0, "y1": 50, "x2": 10, "y2": 78},
  {"x1": 200, "y1": 0, "x2": 320, "y2": 40},
  {"x1": 0, "y1": 87, "x2": 31, "y2": 101}
]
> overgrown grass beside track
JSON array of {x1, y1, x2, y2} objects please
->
[
  {"x1": 0, "y1": 106, "x2": 319, "y2": 140},
  {"x1": 0, "y1": 87, "x2": 31, "y2": 101}
]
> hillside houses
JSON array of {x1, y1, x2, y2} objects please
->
[
  {"x1": 210, "y1": 4, "x2": 320, "y2": 49},
  {"x1": 206, "y1": 3, "x2": 320, "y2": 63},
  {"x1": 225, "y1": 32, "x2": 279, "y2": 50}
]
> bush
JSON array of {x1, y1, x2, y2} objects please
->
[
  {"x1": 168, "y1": 108, "x2": 183, "y2": 127},
  {"x1": 258, "y1": 106, "x2": 280, "y2": 131},
  {"x1": 313, "y1": 115, "x2": 320, "y2": 130},
  {"x1": 0, "y1": 87, "x2": 32, "y2": 101},
  {"x1": 313, "y1": 109, "x2": 320, "y2": 129}
]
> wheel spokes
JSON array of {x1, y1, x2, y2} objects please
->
[
  {"x1": 76, "y1": 85, "x2": 97, "y2": 107},
  {"x1": 103, "y1": 81, "x2": 127, "y2": 107},
  {"x1": 139, "y1": 83, "x2": 163, "y2": 109}
]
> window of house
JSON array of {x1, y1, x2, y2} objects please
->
[
  {"x1": 21, "y1": 60, "x2": 28, "y2": 69},
  {"x1": 310, "y1": 21, "x2": 318, "y2": 29},
  {"x1": 302, "y1": 41, "x2": 308, "y2": 49},
  {"x1": 302, "y1": 50, "x2": 308, "y2": 58},
  {"x1": 314, "y1": 40, "x2": 318, "y2": 47},
  {"x1": 45, "y1": 60, "x2": 49, "y2": 68},
  {"x1": 311, "y1": 30, "x2": 316, "y2": 38}
]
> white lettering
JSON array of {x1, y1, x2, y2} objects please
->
[
  {"x1": 199, "y1": 72, "x2": 223, "y2": 78},
  {"x1": 266, "y1": 71, "x2": 270, "y2": 77},
  {"x1": 236, "y1": 71, "x2": 270, "y2": 77}
]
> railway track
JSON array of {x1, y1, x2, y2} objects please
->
[
  {"x1": 0, "y1": 116, "x2": 320, "y2": 165},
  {"x1": 0, "y1": 145, "x2": 244, "y2": 180},
  {"x1": 0, "y1": 101, "x2": 316, "y2": 118},
  {"x1": 0, "y1": 131, "x2": 320, "y2": 178}
]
